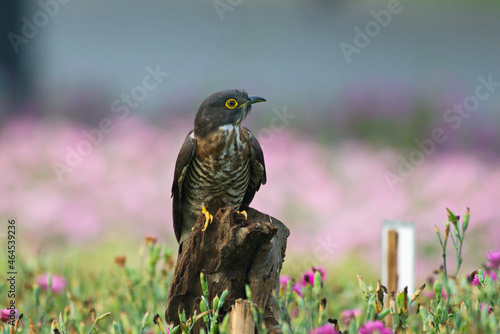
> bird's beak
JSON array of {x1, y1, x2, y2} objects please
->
[
  {"x1": 248, "y1": 96, "x2": 266, "y2": 104},
  {"x1": 240, "y1": 96, "x2": 266, "y2": 109}
]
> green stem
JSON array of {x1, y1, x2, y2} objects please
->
[
  {"x1": 454, "y1": 237, "x2": 464, "y2": 277},
  {"x1": 442, "y1": 247, "x2": 448, "y2": 279}
]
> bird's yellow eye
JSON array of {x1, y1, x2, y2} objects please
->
[{"x1": 225, "y1": 99, "x2": 238, "y2": 109}]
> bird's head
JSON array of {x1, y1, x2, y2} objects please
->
[{"x1": 194, "y1": 89, "x2": 266, "y2": 137}]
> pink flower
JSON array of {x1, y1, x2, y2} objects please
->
[
  {"x1": 292, "y1": 284, "x2": 304, "y2": 297},
  {"x1": 279, "y1": 275, "x2": 304, "y2": 297},
  {"x1": 0, "y1": 308, "x2": 17, "y2": 323},
  {"x1": 301, "y1": 267, "x2": 326, "y2": 287},
  {"x1": 312, "y1": 266, "x2": 326, "y2": 278},
  {"x1": 471, "y1": 273, "x2": 482, "y2": 286},
  {"x1": 487, "y1": 250, "x2": 500, "y2": 269},
  {"x1": 340, "y1": 308, "x2": 362, "y2": 325},
  {"x1": 470, "y1": 270, "x2": 497, "y2": 286},
  {"x1": 490, "y1": 270, "x2": 498, "y2": 282},
  {"x1": 309, "y1": 324, "x2": 341, "y2": 334},
  {"x1": 359, "y1": 320, "x2": 392, "y2": 334},
  {"x1": 424, "y1": 287, "x2": 447, "y2": 299},
  {"x1": 481, "y1": 303, "x2": 494, "y2": 313},
  {"x1": 280, "y1": 275, "x2": 292, "y2": 287},
  {"x1": 37, "y1": 273, "x2": 66, "y2": 293}
]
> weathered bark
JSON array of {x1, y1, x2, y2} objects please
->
[{"x1": 165, "y1": 206, "x2": 289, "y2": 333}]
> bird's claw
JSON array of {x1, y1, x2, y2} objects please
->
[
  {"x1": 201, "y1": 205, "x2": 213, "y2": 231},
  {"x1": 237, "y1": 210, "x2": 248, "y2": 220}
]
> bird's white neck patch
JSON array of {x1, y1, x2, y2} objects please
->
[
  {"x1": 218, "y1": 124, "x2": 237, "y2": 132},
  {"x1": 217, "y1": 124, "x2": 243, "y2": 149}
]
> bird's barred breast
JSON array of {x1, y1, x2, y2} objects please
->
[{"x1": 184, "y1": 125, "x2": 251, "y2": 216}]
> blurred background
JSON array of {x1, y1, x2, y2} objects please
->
[{"x1": 1, "y1": 0, "x2": 499, "y2": 281}]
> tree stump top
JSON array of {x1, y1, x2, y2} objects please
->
[{"x1": 166, "y1": 206, "x2": 289, "y2": 333}]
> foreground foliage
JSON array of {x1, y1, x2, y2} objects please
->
[{"x1": 1, "y1": 209, "x2": 499, "y2": 333}]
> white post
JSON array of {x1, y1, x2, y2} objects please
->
[{"x1": 382, "y1": 221, "x2": 415, "y2": 295}]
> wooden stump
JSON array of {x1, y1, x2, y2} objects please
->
[
  {"x1": 230, "y1": 299, "x2": 255, "y2": 334},
  {"x1": 385, "y1": 230, "x2": 398, "y2": 328},
  {"x1": 165, "y1": 206, "x2": 289, "y2": 333}
]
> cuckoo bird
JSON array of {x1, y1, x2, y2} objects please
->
[{"x1": 172, "y1": 89, "x2": 267, "y2": 250}]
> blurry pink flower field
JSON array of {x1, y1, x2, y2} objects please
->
[{"x1": 1, "y1": 117, "x2": 499, "y2": 277}]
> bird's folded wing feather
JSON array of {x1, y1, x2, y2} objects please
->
[
  {"x1": 171, "y1": 131, "x2": 197, "y2": 242},
  {"x1": 242, "y1": 129, "x2": 266, "y2": 206}
]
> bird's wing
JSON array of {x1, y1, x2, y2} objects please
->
[
  {"x1": 172, "y1": 130, "x2": 197, "y2": 242},
  {"x1": 242, "y1": 128, "x2": 266, "y2": 206}
]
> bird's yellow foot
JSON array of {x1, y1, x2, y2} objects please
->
[
  {"x1": 237, "y1": 210, "x2": 248, "y2": 220},
  {"x1": 201, "y1": 205, "x2": 213, "y2": 231}
]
